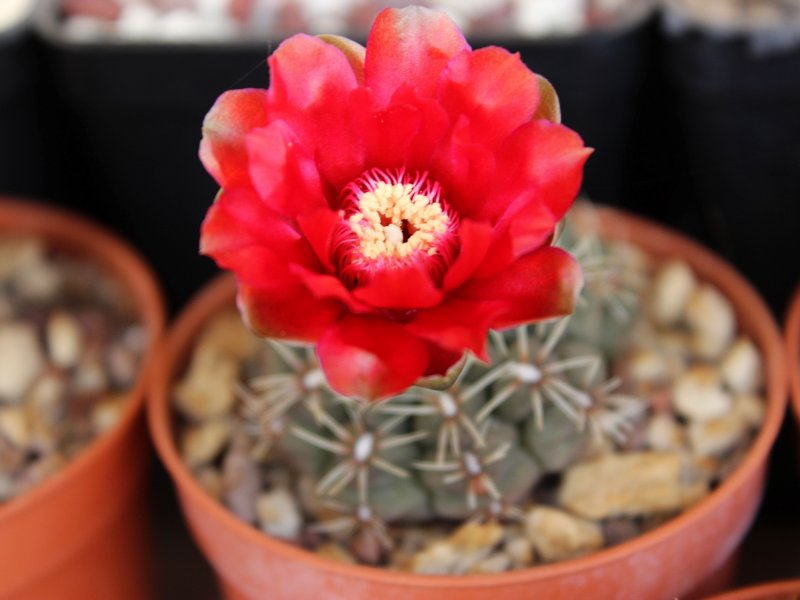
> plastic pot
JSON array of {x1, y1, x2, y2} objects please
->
[
  {"x1": 0, "y1": 198, "x2": 166, "y2": 600},
  {"x1": 661, "y1": 14, "x2": 800, "y2": 313},
  {"x1": 148, "y1": 206, "x2": 787, "y2": 600}
]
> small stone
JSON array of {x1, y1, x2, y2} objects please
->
[
  {"x1": 504, "y1": 536, "x2": 534, "y2": 568},
  {"x1": 0, "y1": 406, "x2": 29, "y2": 448},
  {"x1": 174, "y1": 344, "x2": 239, "y2": 420},
  {"x1": 0, "y1": 237, "x2": 44, "y2": 282},
  {"x1": 47, "y1": 310, "x2": 84, "y2": 369},
  {"x1": 685, "y1": 285, "x2": 735, "y2": 360},
  {"x1": 0, "y1": 324, "x2": 45, "y2": 403},
  {"x1": 672, "y1": 366, "x2": 732, "y2": 422},
  {"x1": 651, "y1": 260, "x2": 697, "y2": 325},
  {"x1": 645, "y1": 414, "x2": 685, "y2": 451},
  {"x1": 350, "y1": 527, "x2": 385, "y2": 565},
  {"x1": 90, "y1": 393, "x2": 127, "y2": 434},
  {"x1": 602, "y1": 518, "x2": 640, "y2": 547},
  {"x1": 559, "y1": 452, "x2": 706, "y2": 519},
  {"x1": 26, "y1": 372, "x2": 65, "y2": 419},
  {"x1": 525, "y1": 506, "x2": 603, "y2": 562},
  {"x1": 256, "y1": 488, "x2": 303, "y2": 540},
  {"x1": 316, "y1": 543, "x2": 357, "y2": 565},
  {"x1": 13, "y1": 261, "x2": 62, "y2": 302},
  {"x1": 410, "y1": 522, "x2": 503, "y2": 575},
  {"x1": 196, "y1": 310, "x2": 259, "y2": 360},
  {"x1": 735, "y1": 393, "x2": 765, "y2": 428},
  {"x1": 469, "y1": 552, "x2": 512, "y2": 574},
  {"x1": 180, "y1": 419, "x2": 232, "y2": 468},
  {"x1": 194, "y1": 466, "x2": 224, "y2": 500},
  {"x1": 222, "y1": 435, "x2": 260, "y2": 523},
  {"x1": 625, "y1": 348, "x2": 672, "y2": 388},
  {"x1": 721, "y1": 337, "x2": 761, "y2": 394},
  {"x1": 107, "y1": 342, "x2": 139, "y2": 387},
  {"x1": 687, "y1": 411, "x2": 749, "y2": 457},
  {"x1": 72, "y1": 356, "x2": 108, "y2": 394},
  {"x1": 14, "y1": 453, "x2": 66, "y2": 495}
]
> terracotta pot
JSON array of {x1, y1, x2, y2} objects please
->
[
  {"x1": 785, "y1": 287, "x2": 800, "y2": 425},
  {"x1": 705, "y1": 579, "x2": 800, "y2": 600},
  {"x1": 148, "y1": 206, "x2": 787, "y2": 600},
  {"x1": 0, "y1": 198, "x2": 166, "y2": 600}
]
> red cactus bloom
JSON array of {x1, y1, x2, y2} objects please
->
[{"x1": 199, "y1": 6, "x2": 591, "y2": 401}]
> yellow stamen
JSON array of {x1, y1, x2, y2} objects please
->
[{"x1": 349, "y1": 182, "x2": 448, "y2": 261}]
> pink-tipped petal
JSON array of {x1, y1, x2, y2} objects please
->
[
  {"x1": 317, "y1": 316, "x2": 429, "y2": 400},
  {"x1": 457, "y1": 245, "x2": 583, "y2": 329},
  {"x1": 199, "y1": 88, "x2": 269, "y2": 188},
  {"x1": 365, "y1": 6, "x2": 469, "y2": 107},
  {"x1": 438, "y1": 47, "x2": 539, "y2": 150}
]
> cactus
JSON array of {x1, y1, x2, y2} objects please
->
[{"x1": 204, "y1": 205, "x2": 651, "y2": 560}]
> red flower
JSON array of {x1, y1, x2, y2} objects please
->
[{"x1": 199, "y1": 6, "x2": 590, "y2": 401}]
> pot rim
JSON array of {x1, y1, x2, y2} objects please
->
[
  {"x1": 148, "y1": 205, "x2": 787, "y2": 589},
  {"x1": 785, "y1": 286, "x2": 800, "y2": 425},
  {"x1": 0, "y1": 197, "x2": 166, "y2": 524}
]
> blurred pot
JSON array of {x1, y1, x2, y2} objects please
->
[{"x1": 0, "y1": 198, "x2": 165, "y2": 600}]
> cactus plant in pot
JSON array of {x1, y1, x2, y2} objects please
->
[{"x1": 148, "y1": 7, "x2": 787, "y2": 599}]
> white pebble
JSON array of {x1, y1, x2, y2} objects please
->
[
  {"x1": 721, "y1": 337, "x2": 761, "y2": 394},
  {"x1": 256, "y1": 488, "x2": 303, "y2": 540},
  {"x1": 672, "y1": 366, "x2": 732, "y2": 422},
  {"x1": 685, "y1": 285, "x2": 735, "y2": 360},
  {"x1": 47, "y1": 310, "x2": 84, "y2": 370},
  {"x1": 651, "y1": 260, "x2": 697, "y2": 325},
  {"x1": 0, "y1": 324, "x2": 44, "y2": 403}
]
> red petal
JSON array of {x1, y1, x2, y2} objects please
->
[
  {"x1": 488, "y1": 119, "x2": 591, "y2": 226},
  {"x1": 365, "y1": 7, "x2": 469, "y2": 107},
  {"x1": 296, "y1": 208, "x2": 340, "y2": 272},
  {"x1": 422, "y1": 343, "x2": 465, "y2": 377},
  {"x1": 269, "y1": 33, "x2": 359, "y2": 111},
  {"x1": 268, "y1": 34, "x2": 365, "y2": 189},
  {"x1": 245, "y1": 121, "x2": 326, "y2": 218},
  {"x1": 406, "y1": 299, "x2": 504, "y2": 359},
  {"x1": 290, "y1": 265, "x2": 371, "y2": 314},
  {"x1": 348, "y1": 86, "x2": 450, "y2": 174},
  {"x1": 317, "y1": 316, "x2": 429, "y2": 400},
  {"x1": 430, "y1": 117, "x2": 497, "y2": 219},
  {"x1": 200, "y1": 187, "x2": 301, "y2": 258},
  {"x1": 199, "y1": 89, "x2": 269, "y2": 189},
  {"x1": 456, "y1": 246, "x2": 583, "y2": 329},
  {"x1": 442, "y1": 219, "x2": 493, "y2": 291},
  {"x1": 238, "y1": 282, "x2": 341, "y2": 342},
  {"x1": 438, "y1": 47, "x2": 539, "y2": 150},
  {"x1": 353, "y1": 264, "x2": 443, "y2": 310}
]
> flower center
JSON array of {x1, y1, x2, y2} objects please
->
[{"x1": 335, "y1": 168, "x2": 457, "y2": 287}]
